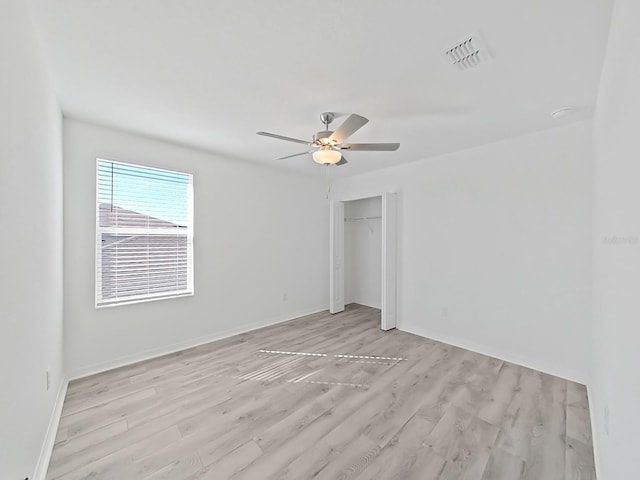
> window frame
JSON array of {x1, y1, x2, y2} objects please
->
[{"x1": 94, "y1": 158, "x2": 194, "y2": 308}]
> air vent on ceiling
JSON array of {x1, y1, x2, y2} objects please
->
[{"x1": 445, "y1": 33, "x2": 492, "y2": 71}]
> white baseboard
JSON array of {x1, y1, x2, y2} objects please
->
[
  {"x1": 400, "y1": 323, "x2": 587, "y2": 385},
  {"x1": 33, "y1": 377, "x2": 68, "y2": 480},
  {"x1": 67, "y1": 306, "x2": 328, "y2": 381},
  {"x1": 586, "y1": 383, "x2": 602, "y2": 479}
]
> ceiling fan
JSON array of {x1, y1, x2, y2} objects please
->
[{"x1": 257, "y1": 112, "x2": 400, "y2": 166}]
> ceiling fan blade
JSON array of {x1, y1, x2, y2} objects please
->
[
  {"x1": 328, "y1": 114, "x2": 369, "y2": 143},
  {"x1": 257, "y1": 132, "x2": 310, "y2": 145},
  {"x1": 336, "y1": 155, "x2": 348, "y2": 166},
  {"x1": 276, "y1": 151, "x2": 312, "y2": 160},
  {"x1": 341, "y1": 143, "x2": 400, "y2": 151}
]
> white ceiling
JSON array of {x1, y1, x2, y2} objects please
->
[{"x1": 30, "y1": 0, "x2": 613, "y2": 178}]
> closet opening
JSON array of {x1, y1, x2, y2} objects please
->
[
  {"x1": 345, "y1": 197, "x2": 382, "y2": 310},
  {"x1": 329, "y1": 192, "x2": 397, "y2": 330}
]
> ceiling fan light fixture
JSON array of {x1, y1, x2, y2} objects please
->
[
  {"x1": 312, "y1": 148, "x2": 342, "y2": 165},
  {"x1": 258, "y1": 112, "x2": 399, "y2": 166}
]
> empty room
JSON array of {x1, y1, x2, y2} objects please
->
[{"x1": 2, "y1": 0, "x2": 639, "y2": 479}]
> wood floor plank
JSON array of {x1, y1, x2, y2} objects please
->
[
  {"x1": 476, "y1": 362, "x2": 522, "y2": 426},
  {"x1": 56, "y1": 387, "x2": 156, "y2": 441},
  {"x1": 47, "y1": 425, "x2": 182, "y2": 480},
  {"x1": 566, "y1": 382, "x2": 593, "y2": 446},
  {"x1": 46, "y1": 304, "x2": 596, "y2": 480},
  {"x1": 355, "y1": 414, "x2": 437, "y2": 480},
  {"x1": 141, "y1": 453, "x2": 203, "y2": 480},
  {"x1": 564, "y1": 435, "x2": 596, "y2": 480},
  {"x1": 49, "y1": 420, "x2": 128, "y2": 460},
  {"x1": 481, "y1": 448, "x2": 525, "y2": 479},
  {"x1": 204, "y1": 440, "x2": 263, "y2": 479}
]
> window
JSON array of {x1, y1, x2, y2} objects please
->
[{"x1": 95, "y1": 159, "x2": 194, "y2": 307}]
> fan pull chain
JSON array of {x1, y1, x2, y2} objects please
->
[{"x1": 325, "y1": 164, "x2": 331, "y2": 199}]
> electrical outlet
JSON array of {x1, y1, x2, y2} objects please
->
[
  {"x1": 441, "y1": 307, "x2": 448, "y2": 318},
  {"x1": 283, "y1": 293, "x2": 288, "y2": 302},
  {"x1": 46, "y1": 369, "x2": 51, "y2": 391},
  {"x1": 604, "y1": 405, "x2": 610, "y2": 436}
]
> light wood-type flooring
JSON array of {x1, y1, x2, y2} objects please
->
[{"x1": 47, "y1": 304, "x2": 596, "y2": 479}]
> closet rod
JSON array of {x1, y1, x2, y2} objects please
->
[{"x1": 344, "y1": 215, "x2": 382, "y2": 221}]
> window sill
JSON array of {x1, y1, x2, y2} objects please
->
[{"x1": 95, "y1": 291, "x2": 194, "y2": 309}]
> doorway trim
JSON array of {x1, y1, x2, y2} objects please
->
[{"x1": 329, "y1": 192, "x2": 398, "y2": 331}]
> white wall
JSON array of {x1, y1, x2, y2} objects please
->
[
  {"x1": 331, "y1": 121, "x2": 594, "y2": 383},
  {"x1": 63, "y1": 119, "x2": 329, "y2": 377},
  {"x1": 344, "y1": 197, "x2": 382, "y2": 308},
  {"x1": 592, "y1": 0, "x2": 640, "y2": 477},
  {"x1": 0, "y1": 1, "x2": 64, "y2": 478}
]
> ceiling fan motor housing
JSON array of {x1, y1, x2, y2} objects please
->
[{"x1": 313, "y1": 130, "x2": 334, "y2": 145}]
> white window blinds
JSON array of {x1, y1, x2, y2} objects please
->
[{"x1": 95, "y1": 159, "x2": 194, "y2": 307}]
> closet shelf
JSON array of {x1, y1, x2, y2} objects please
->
[{"x1": 344, "y1": 216, "x2": 382, "y2": 221}]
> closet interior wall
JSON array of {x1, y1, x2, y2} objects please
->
[{"x1": 344, "y1": 197, "x2": 382, "y2": 309}]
